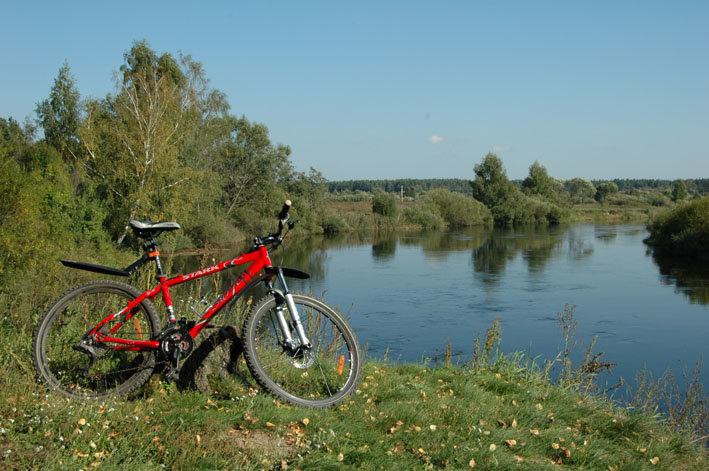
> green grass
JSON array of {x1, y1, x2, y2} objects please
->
[{"x1": 2, "y1": 351, "x2": 707, "y2": 470}]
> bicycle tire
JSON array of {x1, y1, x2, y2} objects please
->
[
  {"x1": 32, "y1": 280, "x2": 161, "y2": 399},
  {"x1": 242, "y1": 292, "x2": 362, "y2": 408}
]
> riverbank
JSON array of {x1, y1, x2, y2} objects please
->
[
  {"x1": 1, "y1": 352, "x2": 706, "y2": 470},
  {"x1": 322, "y1": 199, "x2": 660, "y2": 234}
]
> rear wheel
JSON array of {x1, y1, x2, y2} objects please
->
[
  {"x1": 242, "y1": 292, "x2": 362, "y2": 408},
  {"x1": 32, "y1": 280, "x2": 161, "y2": 399}
]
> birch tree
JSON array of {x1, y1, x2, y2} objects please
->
[{"x1": 82, "y1": 41, "x2": 202, "y2": 244}]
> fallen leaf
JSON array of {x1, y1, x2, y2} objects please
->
[
  {"x1": 337, "y1": 453, "x2": 344, "y2": 462},
  {"x1": 489, "y1": 444, "x2": 497, "y2": 452},
  {"x1": 552, "y1": 443, "x2": 560, "y2": 450},
  {"x1": 650, "y1": 457, "x2": 660, "y2": 465},
  {"x1": 514, "y1": 455, "x2": 524, "y2": 463},
  {"x1": 196, "y1": 434, "x2": 201, "y2": 444},
  {"x1": 469, "y1": 458, "x2": 476, "y2": 468},
  {"x1": 511, "y1": 418, "x2": 518, "y2": 428},
  {"x1": 505, "y1": 439, "x2": 517, "y2": 447},
  {"x1": 429, "y1": 425, "x2": 437, "y2": 431},
  {"x1": 78, "y1": 418, "x2": 86, "y2": 426},
  {"x1": 302, "y1": 418, "x2": 309, "y2": 426},
  {"x1": 266, "y1": 422, "x2": 276, "y2": 428}
]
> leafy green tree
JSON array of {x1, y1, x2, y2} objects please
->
[
  {"x1": 82, "y1": 41, "x2": 203, "y2": 244},
  {"x1": 0, "y1": 117, "x2": 31, "y2": 164},
  {"x1": 212, "y1": 116, "x2": 292, "y2": 217},
  {"x1": 0, "y1": 127, "x2": 77, "y2": 278},
  {"x1": 594, "y1": 181, "x2": 619, "y2": 202},
  {"x1": 522, "y1": 161, "x2": 557, "y2": 199},
  {"x1": 565, "y1": 178, "x2": 596, "y2": 203},
  {"x1": 672, "y1": 180, "x2": 688, "y2": 202},
  {"x1": 471, "y1": 153, "x2": 525, "y2": 225},
  {"x1": 35, "y1": 62, "x2": 82, "y2": 164},
  {"x1": 372, "y1": 193, "x2": 398, "y2": 217},
  {"x1": 471, "y1": 153, "x2": 515, "y2": 208}
]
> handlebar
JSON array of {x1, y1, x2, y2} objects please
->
[{"x1": 251, "y1": 200, "x2": 297, "y2": 251}]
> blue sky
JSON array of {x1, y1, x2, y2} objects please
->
[{"x1": 2, "y1": 1, "x2": 707, "y2": 180}]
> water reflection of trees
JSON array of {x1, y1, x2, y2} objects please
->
[
  {"x1": 372, "y1": 233, "x2": 397, "y2": 261},
  {"x1": 594, "y1": 225, "x2": 618, "y2": 244},
  {"x1": 398, "y1": 230, "x2": 489, "y2": 258},
  {"x1": 167, "y1": 226, "x2": 603, "y2": 300},
  {"x1": 650, "y1": 252, "x2": 709, "y2": 305},
  {"x1": 472, "y1": 227, "x2": 569, "y2": 283}
]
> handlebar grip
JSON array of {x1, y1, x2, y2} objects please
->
[{"x1": 278, "y1": 200, "x2": 292, "y2": 220}]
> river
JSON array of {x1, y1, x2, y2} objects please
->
[{"x1": 170, "y1": 223, "x2": 709, "y2": 392}]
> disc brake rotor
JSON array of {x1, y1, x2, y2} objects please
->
[{"x1": 288, "y1": 347, "x2": 315, "y2": 369}]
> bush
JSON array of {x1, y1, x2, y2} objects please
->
[
  {"x1": 320, "y1": 212, "x2": 350, "y2": 235},
  {"x1": 423, "y1": 189, "x2": 491, "y2": 228},
  {"x1": 371, "y1": 193, "x2": 398, "y2": 217},
  {"x1": 647, "y1": 193, "x2": 670, "y2": 207},
  {"x1": 402, "y1": 205, "x2": 444, "y2": 230},
  {"x1": 645, "y1": 196, "x2": 709, "y2": 257}
]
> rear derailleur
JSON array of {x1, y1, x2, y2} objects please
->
[{"x1": 72, "y1": 337, "x2": 108, "y2": 377}]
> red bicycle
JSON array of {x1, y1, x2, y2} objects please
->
[{"x1": 32, "y1": 201, "x2": 362, "y2": 408}]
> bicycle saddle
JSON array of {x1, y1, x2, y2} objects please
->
[{"x1": 129, "y1": 219, "x2": 181, "y2": 238}]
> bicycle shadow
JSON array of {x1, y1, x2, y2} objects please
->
[{"x1": 177, "y1": 326, "x2": 254, "y2": 395}]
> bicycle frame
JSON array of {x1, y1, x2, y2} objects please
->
[{"x1": 88, "y1": 245, "x2": 274, "y2": 352}]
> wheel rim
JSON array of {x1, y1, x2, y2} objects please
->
[
  {"x1": 251, "y1": 299, "x2": 357, "y2": 403},
  {"x1": 40, "y1": 288, "x2": 155, "y2": 397}
]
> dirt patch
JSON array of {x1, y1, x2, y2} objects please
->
[{"x1": 212, "y1": 428, "x2": 296, "y2": 462}]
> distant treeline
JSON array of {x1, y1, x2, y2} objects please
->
[
  {"x1": 329, "y1": 178, "x2": 709, "y2": 196},
  {"x1": 593, "y1": 178, "x2": 709, "y2": 195},
  {"x1": 328, "y1": 179, "x2": 472, "y2": 195}
]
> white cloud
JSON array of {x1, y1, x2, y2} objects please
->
[
  {"x1": 492, "y1": 145, "x2": 510, "y2": 153},
  {"x1": 428, "y1": 135, "x2": 444, "y2": 144}
]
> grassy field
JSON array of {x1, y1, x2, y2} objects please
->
[{"x1": 2, "y1": 333, "x2": 707, "y2": 470}]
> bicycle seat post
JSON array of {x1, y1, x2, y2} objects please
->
[{"x1": 144, "y1": 237, "x2": 176, "y2": 323}]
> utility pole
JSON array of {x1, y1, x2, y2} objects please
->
[{"x1": 400, "y1": 185, "x2": 404, "y2": 202}]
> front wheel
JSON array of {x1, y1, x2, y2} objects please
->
[{"x1": 242, "y1": 292, "x2": 362, "y2": 408}]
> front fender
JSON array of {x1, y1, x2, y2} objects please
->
[{"x1": 265, "y1": 266, "x2": 310, "y2": 279}]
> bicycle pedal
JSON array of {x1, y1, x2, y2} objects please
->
[{"x1": 165, "y1": 367, "x2": 180, "y2": 383}]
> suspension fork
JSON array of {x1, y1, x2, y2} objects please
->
[{"x1": 269, "y1": 268, "x2": 311, "y2": 350}]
